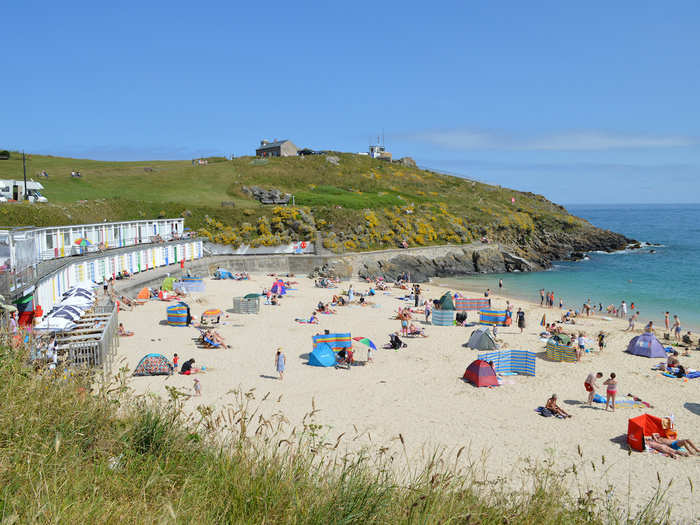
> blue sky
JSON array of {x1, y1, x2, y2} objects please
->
[{"x1": 2, "y1": 1, "x2": 699, "y2": 204}]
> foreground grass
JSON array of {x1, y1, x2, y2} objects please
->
[{"x1": 0, "y1": 344, "x2": 671, "y2": 524}]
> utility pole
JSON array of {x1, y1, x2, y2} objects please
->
[{"x1": 22, "y1": 150, "x2": 28, "y2": 200}]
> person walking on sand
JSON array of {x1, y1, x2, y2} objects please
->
[
  {"x1": 576, "y1": 332, "x2": 586, "y2": 361},
  {"x1": 424, "y1": 299, "x2": 432, "y2": 324},
  {"x1": 671, "y1": 315, "x2": 681, "y2": 341},
  {"x1": 193, "y1": 378, "x2": 201, "y2": 396},
  {"x1": 625, "y1": 311, "x2": 639, "y2": 331},
  {"x1": 620, "y1": 301, "x2": 627, "y2": 319},
  {"x1": 664, "y1": 311, "x2": 670, "y2": 331},
  {"x1": 597, "y1": 332, "x2": 606, "y2": 352},
  {"x1": 603, "y1": 373, "x2": 618, "y2": 411},
  {"x1": 413, "y1": 283, "x2": 421, "y2": 308},
  {"x1": 516, "y1": 307, "x2": 525, "y2": 333},
  {"x1": 540, "y1": 288, "x2": 545, "y2": 306},
  {"x1": 584, "y1": 372, "x2": 603, "y2": 405},
  {"x1": 275, "y1": 348, "x2": 286, "y2": 380}
]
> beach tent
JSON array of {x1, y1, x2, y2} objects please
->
[
  {"x1": 312, "y1": 333, "x2": 352, "y2": 352},
  {"x1": 545, "y1": 338, "x2": 578, "y2": 362},
  {"x1": 455, "y1": 298, "x2": 491, "y2": 311},
  {"x1": 166, "y1": 302, "x2": 190, "y2": 326},
  {"x1": 215, "y1": 268, "x2": 234, "y2": 279},
  {"x1": 627, "y1": 414, "x2": 665, "y2": 452},
  {"x1": 133, "y1": 353, "x2": 173, "y2": 376},
  {"x1": 478, "y1": 310, "x2": 509, "y2": 326},
  {"x1": 477, "y1": 350, "x2": 536, "y2": 376},
  {"x1": 137, "y1": 287, "x2": 151, "y2": 300},
  {"x1": 271, "y1": 279, "x2": 286, "y2": 295},
  {"x1": 162, "y1": 277, "x2": 175, "y2": 291},
  {"x1": 466, "y1": 326, "x2": 499, "y2": 350},
  {"x1": 437, "y1": 292, "x2": 455, "y2": 310},
  {"x1": 308, "y1": 343, "x2": 336, "y2": 367},
  {"x1": 463, "y1": 359, "x2": 499, "y2": 387},
  {"x1": 626, "y1": 332, "x2": 666, "y2": 358}
]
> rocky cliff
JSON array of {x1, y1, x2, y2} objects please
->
[{"x1": 310, "y1": 224, "x2": 631, "y2": 282}]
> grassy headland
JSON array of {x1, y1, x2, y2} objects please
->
[
  {"x1": 0, "y1": 343, "x2": 671, "y2": 524},
  {"x1": 0, "y1": 152, "x2": 627, "y2": 258}
]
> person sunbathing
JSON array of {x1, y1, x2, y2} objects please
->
[
  {"x1": 645, "y1": 436, "x2": 688, "y2": 458},
  {"x1": 118, "y1": 323, "x2": 133, "y2": 337},
  {"x1": 651, "y1": 433, "x2": 699, "y2": 455},
  {"x1": 204, "y1": 329, "x2": 229, "y2": 348},
  {"x1": 407, "y1": 323, "x2": 427, "y2": 337},
  {"x1": 545, "y1": 394, "x2": 571, "y2": 418}
]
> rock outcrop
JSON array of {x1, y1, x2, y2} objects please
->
[
  {"x1": 354, "y1": 245, "x2": 536, "y2": 282},
  {"x1": 241, "y1": 186, "x2": 291, "y2": 205}
]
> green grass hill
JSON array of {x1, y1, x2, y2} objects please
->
[{"x1": 0, "y1": 152, "x2": 627, "y2": 258}]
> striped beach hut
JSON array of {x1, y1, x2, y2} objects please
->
[
  {"x1": 478, "y1": 309, "x2": 509, "y2": 326},
  {"x1": 455, "y1": 298, "x2": 491, "y2": 311},
  {"x1": 167, "y1": 302, "x2": 190, "y2": 326},
  {"x1": 312, "y1": 333, "x2": 352, "y2": 352},
  {"x1": 477, "y1": 350, "x2": 536, "y2": 376},
  {"x1": 432, "y1": 309, "x2": 454, "y2": 326},
  {"x1": 545, "y1": 339, "x2": 578, "y2": 362}
]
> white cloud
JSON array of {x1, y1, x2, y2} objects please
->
[{"x1": 403, "y1": 129, "x2": 698, "y2": 151}]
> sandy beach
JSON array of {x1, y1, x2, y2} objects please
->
[{"x1": 114, "y1": 273, "x2": 700, "y2": 520}]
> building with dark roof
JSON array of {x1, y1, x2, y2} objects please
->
[{"x1": 255, "y1": 139, "x2": 298, "y2": 157}]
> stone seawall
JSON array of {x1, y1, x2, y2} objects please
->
[{"x1": 115, "y1": 243, "x2": 537, "y2": 294}]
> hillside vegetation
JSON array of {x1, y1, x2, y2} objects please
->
[
  {"x1": 0, "y1": 343, "x2": 671, "y2": 524},
  {"x1": 0, "y1": 152, "x2": 620, "y2": 256}
]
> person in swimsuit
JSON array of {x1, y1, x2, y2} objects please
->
[
  {"x1": 671, "y1": 315, "x2": 681, "y2": 341},
  {"x1": 603, "y1": 373, "x2": 618, "y2": 411},
  {"x1": 584, "y1": 372, "x2": 603, "y2": 405},
  {"x1": 545, "y1": 394, "x2": 571, "y2": 418},
  {"x1": 664, "y1": 311, "x2": 670, "y2": 331},
  {"x1": 644, "y1": 436, "x2": 688, "y2": 458},
  {"x1": 651, "y1": 433, "x2": 699, "y2": 455}
]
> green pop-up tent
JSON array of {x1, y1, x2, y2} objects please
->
[{"x1": 437, "y1": 291, "x2": 455, "y2": 310}]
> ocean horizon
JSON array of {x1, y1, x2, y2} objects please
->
[{"x1": 442, "y1": 203, "x2": 700, "y2": 332}]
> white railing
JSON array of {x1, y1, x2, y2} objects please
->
[{"x1": 38, "y1": 232, "x2": 195, "y2": 261}]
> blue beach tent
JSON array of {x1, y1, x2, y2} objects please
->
[
  {"x1": 626, "y1": 332, "x2": 666, "y2": 358},
  {"x1": 309, "y1": 343, "x2": 336, "y2": 367}
]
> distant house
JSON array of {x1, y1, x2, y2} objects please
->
[
  {"x1": 256, "y1": 139, "x2": 298, "y2": 157},
  {"x1": 369, "y1": 144, "x2": 392, "y2": 161}
]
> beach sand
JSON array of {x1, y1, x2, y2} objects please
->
[{"x1": 114, "y1": 274, "x2": 700, "y2": 520}]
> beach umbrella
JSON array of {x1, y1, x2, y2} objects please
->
[
  {"x1": 352, "y1": 337, "x2": 376, "y2": 350},
  {"x1": 74, "y1": 238, "x2": 92, "y2": 247}
]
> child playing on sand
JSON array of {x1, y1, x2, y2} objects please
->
[
  {"x1": 193, "y1": 378, "x2": 201, "y2": 396},
  {"x1": 603, "y1": 373, "x2": 618, "y2": 411},
  {"x1": 173, "y1": 353, "x2": 179, "y2": 371},
  {"x1": 597, "y1": 332, "x2": 606, "y2": 352},
  {"x1": 367, "y1": 346, "x2": 373, "y2": 363}
]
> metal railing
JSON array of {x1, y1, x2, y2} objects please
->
[
  {"x1": 67, "y1": 302, "x2": 118, "y2": 373},
  {"x1": 39, "y1": 232, "x2": 195, "y2": 261}
]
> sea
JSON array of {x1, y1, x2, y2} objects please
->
[{"x1": 442, "y1": 204, "x2": 700, "y2": 331}]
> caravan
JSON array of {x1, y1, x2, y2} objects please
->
[{"x1": 0, "y1": 180, "x2": 48, "y2": 203}]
